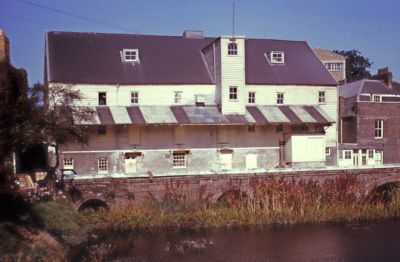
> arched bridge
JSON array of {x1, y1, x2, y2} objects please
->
[{"x1": 66, "y1": 166, "x2": 400, "y2": 210}]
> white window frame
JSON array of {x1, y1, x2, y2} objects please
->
[
  {"x1": 131, "y1": 91, "x2": 139, "y2": 104},
  {"x1": 325, "y1": 147, "x2": 331, "y2": 156},
  {"x1": 63, "y1": 158, "x2": 74, "y2": 169},
  {"x1": 318, "y1": 91, "x2": 326, "y2": 104},
  {"x1": 270, "y1": 51, "x2": 285, "y2": 64},
  {"x1": 122, "y1": 49, "x2": 139, "y2": 63},
  {"x1": 229, "y1": 86, "x2": 238, "y2": 101},
  {"x1": 248, "y1": 92, "x2": 256, "y2": 104},
  {"x1": 98, "y1": 92, "x2": 107, "y2": 106},
  {"x1": 372, "y1": 95, "x2": 382, "y2": 102},
  {"x1": 324, "y1": 62, "x2": 344, "y2": 71},
  {"x1": 375, "y1": 120, "x2": 383, "y2": 139},
  {"x1": 277, "y1": 92, "x2": 284, "y2": 104},
  {"x1": 174, "y1": 91, "x2": 182, "y2": 104},
  {"x1": 344, "y1": 150, "x2": 352, "y2": 159},
  {"x1": 172, "y1": 152, "x2": 186, "y2": 168},
  {"x1": 368, "y1": 150, "x2": 374, "y2": 159},
  {"x1": 227, "y1": 41, "x2": 238, "y2": 55},
  {"x1": 98, "y1": 157, "x2": 109, "y2": 174}
]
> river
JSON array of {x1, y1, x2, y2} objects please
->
[{"x1": 93, "y1": 221, "x2": 400, "y2": 262}]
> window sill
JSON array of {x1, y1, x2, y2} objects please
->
[{"x1": 172, "y1": 166, "x2": 186, "y2": 169}]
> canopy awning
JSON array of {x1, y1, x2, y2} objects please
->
[{"x1": 77, "y1": 105, "x2": 334, "y2": 126}]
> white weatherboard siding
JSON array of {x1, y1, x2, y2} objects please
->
[
  {"x1": 286, "y1": 135, "x2": 325, "y2": 162},
  {"x1": 246, "y1": 85, "x2": 338, "y2": 147},
  {"x1": 220, "y1": 37, "x2": 246, "y2": 115},
  {"x1": 50, "y1": 83, "x2": 216, "y2": 106}
]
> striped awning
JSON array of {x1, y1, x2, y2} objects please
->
[{"x1": 78, "y1": 105, "x2": 334, "y2": 125}]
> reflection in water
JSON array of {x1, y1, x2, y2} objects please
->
[{"x1": 99, "y1": 221, "x2": 400, "y2": 262}]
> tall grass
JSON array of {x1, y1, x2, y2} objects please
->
[{"x1": 81, "y1": 176, "x2": 400, "y2": 232}]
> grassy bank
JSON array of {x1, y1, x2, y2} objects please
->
[
  {"x1": 81, "y1": 176, "x2": 400, "y2": 232},
  {"x1": 0, "y1": 198, "x2": 86, "y2": 261}
]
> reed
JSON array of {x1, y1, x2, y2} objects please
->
[{"x1": 81, "y1": 176, "x2": 400, "y2": 232}]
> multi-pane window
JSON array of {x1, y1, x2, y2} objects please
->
[
  {"x1": 98, "y1": 158, "x2": 108, "y2": 173},
  {"x1": 131, "y1": 92, "x2": 139, "y2": 104},
  {"x1": 174, "y1": 91, "x2": 182, "y2": 104},
  {"x1": 229, "y1": 86, "x2": 238, "y2": 100},
  {"x1": 368, "y1": 150, "x2": 374, "y2": 159},
  {"x1": 228, "y1": 41, "x2": 238, "y2": 55},
  {"x1": 248, "y1": 92, "x2": 255, "y2": 103},
  {"x1": 318, "y1": 91, "x2": 326, "y2": 104},
  {"x1": 277, "y1": 93, "x2": 284, "y2": 104},
  {"x1": 98, "y1": 92, "x2": 107, "y2": 105},
  {"x1": 372, "y1": 95, "x2": 382, "y2": 102},
  {"x1": 270, "y1": 51, "x2": 285, "y2": 64},
  {"x1": 339, "y1": 150, "x2": 352, "y2": 159},
  {"x1": 63, "y1": 158, "x2": 74, "y2": 169},
  {"x1": 324, "y1": 62, "x2": 344, "y2": 71},
  {"x1": 375, "y1": 120, "x2": 383, "y2": 138},
  {"x1": 173, "y1": 152, "x2": 186, "y2": 168},
  {"x1": 122, "y1": 49, "x2": 139, "y2": 62}
]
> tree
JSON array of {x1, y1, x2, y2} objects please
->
[
  {"x1": 334, "y1": 50, "x2": 373, "y2": 82},
  {"x1": 0, "y1": 61, "x2": 35, "y2": 166},
  {"x1": 31, "y1": 83, "x2": 94, "y2": 176}
]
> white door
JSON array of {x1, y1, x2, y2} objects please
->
[
  {"x1": 124, "y1": 158, "x2": 137, "y2": 174},
  {"x1": 220, "y1": 153, "x2": 232, "y2": 170},
  {"x1": 246, "y1": 154, "x2": 257, "y2": 169}
]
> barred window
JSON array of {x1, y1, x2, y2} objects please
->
[
  {"x1": 318, "y1": 91, "x2": 326, "y2": 104},
  {"x1": 375, "y1": 120, "x2": 383, "y2": 138},
  {"x1": 248, "y1": 92, "x2": 256, "y2": 104},
  {"x1": 228, "y1": 41, "x2": 237, "y2": 55},
  {"x1": 277, "y1": 93, "x2": 284, "y2": 104},
  {"x1": 173, "y1": 152, "x2": 186, "y2": 168},
  {"x1": 131, "y1": 92, "x2": 139, "y2": 104},
  {"x1": 63, "y1": 158, "x2": 74, "y2": 169},
  {"x1": 174, "y1": 91, "x2": 182, "y2": 104},
  {"x1": 98, "y1": 158, "x2": 108, "y2": 173},
  {"x1": 229, "y1": 86, "x2": 238, "y2": 100}
]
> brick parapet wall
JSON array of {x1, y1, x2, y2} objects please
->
[{"x1": 69, "y1": 167, "x2": 400, "y2": 209}]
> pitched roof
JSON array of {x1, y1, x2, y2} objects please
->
[
  {"x1": 46, "y1": 31, "x2": 337, "y2": 86},
  {"x1": 313, "y1": 48, "x2": 345, "y2": 61},
  {"x1": 46, "y1": 31, "x2": 215, "y2": 85},
  {"x1": 245, "y1": 40, "x2": 337, "y2": 86},
  {"x1": 340, "y1": 79, "x2": 400, "y2": 98}
]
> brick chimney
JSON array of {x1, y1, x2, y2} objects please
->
[
  {"x1": 374, "y1": 67, "x2": 393, "y2": 88},
  {"x1": 0, "y1": 29, "x2": 10, "y2": 63}
]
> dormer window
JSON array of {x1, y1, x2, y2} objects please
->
[
  {"x1": 228, "y1": 41, "x2": 238, "y2": 55},
  {"x1": 270, "y1": 51, "x2": 285, "y2": 64},
  {"x1": 372, "y1": 95, "x2": 382, "y2": 102},
  {"x1": 122, "y1": 49, "x2": 139, "y2": 63}
]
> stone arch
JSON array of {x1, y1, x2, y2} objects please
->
[
  {"x1": 215, "y1": 189, "x2": 252, "y2": 205},
  {"x1": 369, "y1": 180, "x2": 400, "y2": 203},
  {"x1": 77, "y1": 197, "x2": 109, "y2": 212}
]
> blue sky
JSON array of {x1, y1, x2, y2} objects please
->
[{"x1": 1, "y1": 0, "x2": 399, "y2": 85}]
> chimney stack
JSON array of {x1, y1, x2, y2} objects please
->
[
  {"x1": 374, "y1": 67, "x2": 393, "y2": 88},
  {"x1": 0, "y1": 29, "x2": 10, "y2": 63}
]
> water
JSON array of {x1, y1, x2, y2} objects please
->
[{"x1": 95, "y1": 221, "x2": 400, "y2": 262}]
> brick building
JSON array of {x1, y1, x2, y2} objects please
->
[
  {"x1": 338, "y1": 68, "x2": 400, "y2": 166},
  {"x1": 45, "y1": 31, "x2": 338, "y2": 176}
]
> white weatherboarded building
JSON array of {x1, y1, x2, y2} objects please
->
[{"x1": 45, "y1": 30, "x2": 338, "y2": 176}]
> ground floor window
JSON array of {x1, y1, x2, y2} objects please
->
[
  {"x1": 173, "y1": 152, "x2": 186, "y2": 168},
  {"x1": 63, "y1": 157, "x2": 74, "y2": 169},
  {"x1": 339, "y1": 150, "x2": 352, "y2": 159},
  {"x1": 98, "y1": 158, "x2": 108, "y2": 173},
  {"x1": 325, "y1": 147, "x2": 331, "y2": 156}
]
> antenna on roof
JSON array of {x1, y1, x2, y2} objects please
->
[{"x1": 231, "y1": 1, "x2": 235, "y2": 41}]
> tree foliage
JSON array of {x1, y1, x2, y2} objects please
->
[
  {"x1": 31, "y1": 83, "x2": 94, "y2": 174},
  {"x1": 334, "y1": 49, "x2": 373, "y2": 82},
  {"x1": 0, "y1": 61, "x2": 35, "y2": 165}
]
